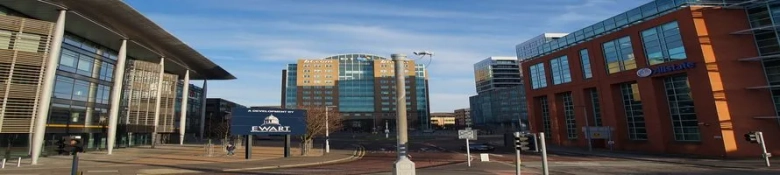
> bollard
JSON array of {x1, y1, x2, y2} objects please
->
[
  {"x1": 2, "y1": 158, "x2": 5, "y2": 169},
  {"x1": 70, "y1": 153, "x2": 79, "y2": 175},
  {"x1": 17, "y1": 157, "x2": 21, "y2": 167}
]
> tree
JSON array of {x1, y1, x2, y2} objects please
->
[{"x1": 297, "y1": 106, "x2": 343, "y2": 155}]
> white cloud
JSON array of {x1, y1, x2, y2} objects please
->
[{"x1": 136, "y1": 0, "x2": 647, "y2": 111}]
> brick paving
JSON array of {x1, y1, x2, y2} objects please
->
[{"x1": 0, "y1": 144, "x2": 359, "y2": 175}]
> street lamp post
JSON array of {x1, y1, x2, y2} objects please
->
[
  {"x1": 576, "y1": 105, "x2": 592, "y2": 152},
  {"x1": 391, "y1": 53, "x2": 415, "y2": 175},
  {"x1": 325, "y1": 106, "x2": 337, "y2": 154}
]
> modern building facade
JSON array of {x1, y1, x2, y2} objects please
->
[
  {"x1": 521, "y1": 0, "x2": 780, "y2": 158},
  {"x1": 204, "y1": 98, "x2": 245, "y2": 139},
  {"x1": 453, "y1": 108, "x2": 470, "y2": 128},
  {"x1": 469, "y1": 56, "x2": 528, "y2": 132},
  {"x1": 174, "y1": 82, "x2": 204, "y2": 143},
  {"x1": 282, "y1": 54, "x2": 431, "y2": 132},
  {"x1": 515, "y1": 33, "x2": 568, "y2": 61},
  {"x1": 0, "y1": 1, "x2": 234, "y2": 163},
  {"x1": 474, "y1": 56, "x2": 523, "y2": 93},
  {"x1": 430, "y1": 112, "x2": 456, "y2": 129}
]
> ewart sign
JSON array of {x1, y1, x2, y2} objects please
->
[{"x1": 230, "y1": 107, "x2": 307, "y2": 136}]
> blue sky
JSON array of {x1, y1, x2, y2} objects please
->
[{"x1": 124, "y1": 0, "x2": 648, "y2": 112}]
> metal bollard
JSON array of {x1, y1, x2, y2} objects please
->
[
  {"x1": 17, "y1": 157, "x2": 21, "y2": 167},
  {"x1": 2, "y1": 158, "x2": 5, "y2": 169}
]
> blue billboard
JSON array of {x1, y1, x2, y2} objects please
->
[{"x1": 230, "y1": 107, "x2": 307, "y2": 136}]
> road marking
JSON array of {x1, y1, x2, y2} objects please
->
[
  {"x1": 87, "y1": 170, "x2": 119, "y2": 173},
  {"x1": 489, "y1": 154, "x2": 504, "y2": 157}
]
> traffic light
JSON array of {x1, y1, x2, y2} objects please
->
[
  {"x1": 515, "y1": 133, "x2": 532, "y2": 151},
  {"x1": 745, "y1": 131, "x2": 759, "y2": 144}
]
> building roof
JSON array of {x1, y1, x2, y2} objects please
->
[{"x1": 0, "y1": 0, "x2": 235, "y2": 80}]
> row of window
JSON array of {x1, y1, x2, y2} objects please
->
[
  {"x1": 530, "y1": 21, "x2": 686, "y2": 89},
  {"x1": 535, "y1": 74, "x2": 699, "y2": 141}
]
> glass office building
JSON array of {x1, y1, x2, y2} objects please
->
[
  {"x1": 283, "y1": 54, "x2": 430, "y2": 132},
  {"x1": 521, "y1": 0, "x2": 780, "y2": 158},
  {"x1": 469, "y1": 56, "x2": 528, "y2": 132},
  {"x1": 0, "y1": 1, "x2": 234, "y2": 161}
]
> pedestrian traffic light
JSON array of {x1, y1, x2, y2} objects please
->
[
  {"x1": 745, "y1": 131, "x2": 759, "y2": 144},
  {"x1": 515, "y1": 134, "x2": 530, "y2": 151}
]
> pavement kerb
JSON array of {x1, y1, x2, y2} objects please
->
[
  {"x1": 222, "y1": 145, "x2": 366, "y2": 172},
  {"x1": 548, "y1": 149, "x2": 767, "y2": 170}
]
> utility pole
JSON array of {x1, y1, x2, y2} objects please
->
[{"x1": 391, "y1": 53, "x2": 415, "y2": 175}]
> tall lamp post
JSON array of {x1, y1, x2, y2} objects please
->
[
  {"x1": 391, "y1": 51, "x2": 431, "y2": 175},
  {"x1": 325, "y1": 105, "x2": 337, "y2": 153},
  {"x1": 575, "y1": 105, "x2": 592, "y2": 152}
]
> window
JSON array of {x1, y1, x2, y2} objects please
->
[
  {"x1": 642, "y1": 21, "x2": 686, "y2": 65},
  {"x1": 620, "y1": 82, "x2": 647, "y2": 140},
  {"x1": 538, "y1": 96, "x2": 551, "y2": 138},
  {"x1": 59, "y1": 49, "x2": 79, "y2": 72},
  {"x1": 664, "y1": 75, "x2": 700, "y2": 141},
  {"x1": 53, "y1": 75, "x2": 74, "y2": 99},
  {"x1": 530, "y1": 63, "x2": 547, "y2": 89},
  {"x1": 99, "y1": 62, "x2": 114, "y2": 81},
  {"x1": 603, "y1": 36, "x2": 636, "y2": 74},
  {"x1": 562, "y1": 92, "x2": 577, "y2": 139},
  {"x1": 580, "y1": 49, "x2": 593, "y2": 79},
  {"x1": 14, "y1": 33, "x2": 42, "y2": 53},
  {"x1": 589, "y1": 89, "x2": 602, "y2": 126},
  {"x1": 550, "y1": 56, "x2": 572, "y2": 85},
  {"x1": 71, "y1": 80, "x2": 90, "y2": 102},
  {"x1": 76, "y1": 55, "x2": 94, "y2": 76}
]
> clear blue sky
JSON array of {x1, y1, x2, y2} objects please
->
[{"x1": 124, "y1": 0, "x2": 648, "y2": 112}]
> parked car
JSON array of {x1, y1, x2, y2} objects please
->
[{"x1": 461, "y1": 143, "x2": 495, "y2": 152}]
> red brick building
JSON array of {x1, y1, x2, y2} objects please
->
[{"x1": 522, "y1": 6, "x2": 779, "y2": 158}]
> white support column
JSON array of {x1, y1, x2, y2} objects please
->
[
  {"x1": 179, "y1": 70, "x2": 190, "y2": 145},
  {"x1": 199, "y1": 80, "x2": 207, "y2": 140},
  {"x1": 31, "y1": 9, "x2": 66, "y2": 165},
  {"x1": 106, "y1": 39, "x2": 128, "y2": 155},
  {"x1": 152, "y1": 58, "x2": 164, "y2": 148}
]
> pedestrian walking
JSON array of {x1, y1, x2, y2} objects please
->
[{"x1": 226, "y1": 143, "x2": 236, "y2": 156}]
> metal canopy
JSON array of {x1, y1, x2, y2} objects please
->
[{"x1": 0, "y1": 0, "x2": 236, "y2": 80}]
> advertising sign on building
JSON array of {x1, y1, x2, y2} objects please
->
[{"x1": 230, "y1": 107, "x2": 307, "y2": 136}]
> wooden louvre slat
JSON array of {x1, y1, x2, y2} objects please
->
[
  {"x1": 14, "y1": 51, "x2": 44, "y2": 66},
  {"x1": 21, "y1": 19, "x2": 53, "y2": 36},
  {"x1": 0, "y1": 16, "x2": 21, "y2": 32},
  {"x1": 0, "y1": 50, "x2": 13, "y2": 63},
  {"x1": 1, "y1": 118, "x2": 32, "y2": 133}
]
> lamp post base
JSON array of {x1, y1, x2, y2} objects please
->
[{"x1": 392, "y1": 156, "x2": 416, "y2": 175}]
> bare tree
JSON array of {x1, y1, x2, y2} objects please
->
[{"x1": 297, "y1": 106, "x2": 343, "y2": 155}]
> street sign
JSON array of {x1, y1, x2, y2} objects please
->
[
  {"x1": 514, "y1": 133, "x2": 532, "y2": 151},
  {"x1": 582, "y1": 126, "x2": 611, "y2": 139},
  {"x1": 458, "y1": 129, "x2": 477, "y2": 140},
  {"x1": 230, "y1": 107, "x2": 307, "y2": 136}
]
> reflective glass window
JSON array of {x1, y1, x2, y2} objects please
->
[
  {"x1": 664, "y1": 75, "x2": 700, "y2": 141},
  {"x1": 621, "y1": 82, "x2": 647, "y2": 140},
  {"x1": 642, "y1": 21, "x2": 686, "y2": 65},
  {"x1": 580, "y1": 49, "x2": 593, "y2": 79},
  {"x1": 53, "y1": 75, "x2": 74, "y2": 99},
  {"x1": 530, "y1": 63, "x2": 547, "y2": 89},
  {"x1": 603, "y1": 36, "x2": 636, "y2": 74},
  {"x1": 550, "y1": 56, "x2": 572, "y2": 85}
]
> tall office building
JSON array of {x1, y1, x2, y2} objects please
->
[
  {"x1": 469, "y1": 57, "x2": 528, "y2": 132},
  {"x1": 521, "y1": 0, "x2": 780, "y2": 157},
  {"x1": 175, "y1": 83, "x2": 204, "y2": 142},
  {"x1": 515, "y1": 33, "x2": 568, "y2": 61},
  {"x1": 0, "y1": 1, "x2": 234, "y2": 159},
  {"x1": 283, "y1": 53, "x2": 430, "y2": 132}
]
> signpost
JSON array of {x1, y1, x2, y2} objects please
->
[
  {"x1": 745, "y1": 131, "x2": 771, "y2": 167},
  {"x1": 458, "y1": 128, "x2": 477, "y2": 167},
  {"x1": 231, "y1": 107, "x2": 307, "y2": 160}
]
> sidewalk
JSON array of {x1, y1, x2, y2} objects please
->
[
  {"x1": 0, "y1": 144, "x2": 363, "y2": 174},
  {"x1": 546, "y1": 145, "x2": 780, "y2": 170}
]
